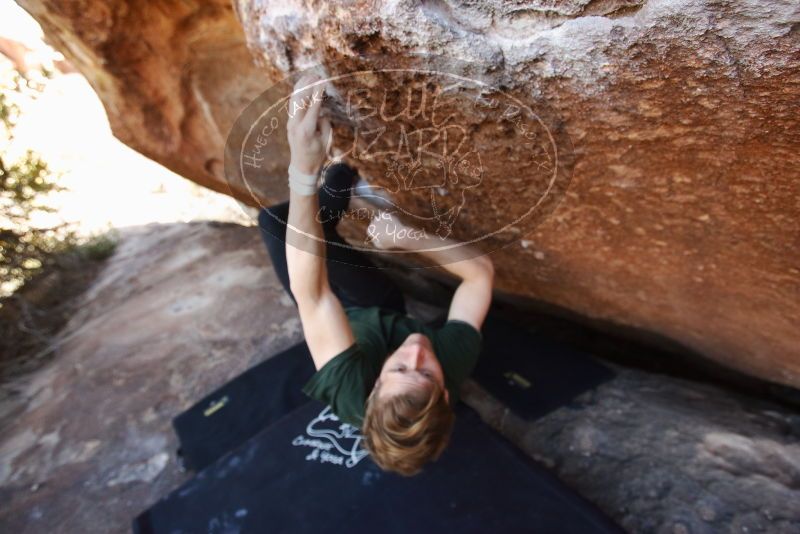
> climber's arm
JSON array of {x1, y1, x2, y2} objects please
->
[
  {"x1": 286, "y1": 189, "x2": 356, "y2": 371},
  {"x1": 443, "y1": 256, "x2": 494, "y2": 331},
  {"x1": 285, "y1": 73, "x2": 355, "y2": 370},
  {"x1": 368, "y1": 211, "x2": 495, "y2": 331}
]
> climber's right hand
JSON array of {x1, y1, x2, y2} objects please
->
[{"x1": 286, "y1": 73, "x2": 331, "y2": 176}]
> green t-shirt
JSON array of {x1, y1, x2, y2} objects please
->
[{"x1": 301, "y1": 306, "x2": 483, "y2": 427}]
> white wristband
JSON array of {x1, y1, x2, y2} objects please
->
[{"x1": 288, "y1": 164, "x2": 319, "y2": 196}]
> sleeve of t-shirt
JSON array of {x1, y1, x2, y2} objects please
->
[
  {"x1": 300, "y1": 342, "x2": 374, "y2": 426},
  {"x1": 433, "y1": 319, "x2": 483, "y2": 404}
]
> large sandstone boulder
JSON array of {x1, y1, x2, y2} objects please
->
[{"x1": 16, "y1": 0, "x2": 800, "y2": 387}]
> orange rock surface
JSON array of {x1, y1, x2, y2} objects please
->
[{"x1": 17, "y1": 0, "x2": 800, "y2": 387}]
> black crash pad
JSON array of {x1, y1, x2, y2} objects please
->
[
  {"x1": 136, "y1": 401, "x2": 622, "y2": 534},
  {"x1": 172, "y1": 343, "x2": 315, "y2": 471},
  {"x1": 472, "y1": 313, "x2": 615, "y2": 420},
  {"x1": 173, "y1": 311, "x2": 615, "y2": 472}
]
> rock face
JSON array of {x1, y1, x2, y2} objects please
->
[
  {"x1": 464, "y1": 371, "x2": 800, "y2": 533},
  {"x1": 15, "y1": 0, "x2": 276, "y2": 202},
  {"x1": 17, "y1": 1, "x2": 800, "y2": 387}
]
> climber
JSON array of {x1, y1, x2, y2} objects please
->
[{"x1": 257, "y1": 72, "x2": 494, "y2": 476}]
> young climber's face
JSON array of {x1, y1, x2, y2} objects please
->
[{"x1": 376, "y1": 333, "x2": 449, "y2": 402}]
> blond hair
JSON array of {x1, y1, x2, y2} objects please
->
[{"x1": 362, "y1": 380, "x2": 454, "y2": 476}]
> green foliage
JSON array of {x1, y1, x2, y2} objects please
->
[
  {"x1": 0, "y1": 91, "x2": 17, "y2": 131},
  {"x1": 2, "y1": 150, "x2": 60, "y2": 206},
  {"x1": 0, "y1": 70, "x2": 75, "y2": 297},
  {"x1": 75, "y1": 231, "x2": 119, "y2": 262},
  {"x1": 0, "y1": 62, "x2": 117, "y2": 374}
]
